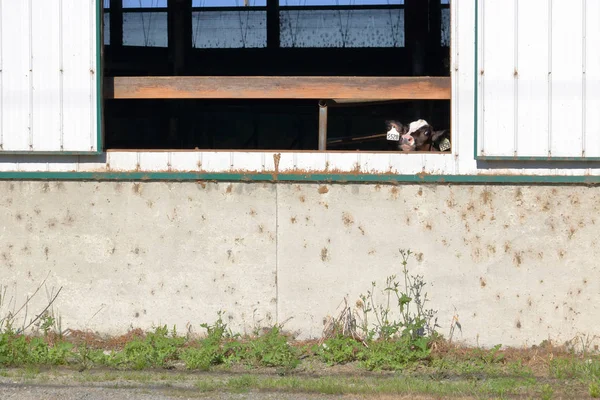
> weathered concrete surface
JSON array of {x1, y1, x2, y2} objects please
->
[
  {"x1": 1, "y1": 181, "x2": 599, "y2": 348},
  {"x1": 0, "y1": 182, "x2": 277, "y2": 336}
]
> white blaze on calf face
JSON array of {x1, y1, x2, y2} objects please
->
[{"x1": 407, "y1": 119, "x2": 429, "y2": 134}]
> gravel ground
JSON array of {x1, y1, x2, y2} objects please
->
[
  {"x1": 0, "y1": 384, "x2": 344, "y2": 400},
  {"x1": 0, "y1": 370, "x2": 446, "y2": 400},
  {"x1": 0, "y1": 383, "x2": 438, "y2": 400}
]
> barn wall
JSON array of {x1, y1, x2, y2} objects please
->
[
  {"x1": 0, "y1": 0, "x2": 99, "y2": 153},
  {"x1": 2, "y1": 0, "x2": 600, "y2": 176},
  {"x1": 1, "y1": 180, "x2": 599, "y2": 348},
  {"x1": 477, "y1": 0, "x2": 600, "y2": 159}
]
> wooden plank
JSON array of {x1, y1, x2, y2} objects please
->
[{"x1": 104, "y1": 76, "x2": 451, "y2": 100}]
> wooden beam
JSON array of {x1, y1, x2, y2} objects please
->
[{"x1": 104, "y1": 76, "x2": 451, "y2": 100}]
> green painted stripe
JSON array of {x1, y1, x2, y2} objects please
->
[
  {"x1": 476, "y1": 156, "x2": 600, "y2": 162},
  {"x1": 0, "y1": 171, "x2": 598, "y2": 184}
]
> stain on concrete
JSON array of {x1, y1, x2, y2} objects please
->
[
  {"x1": 342, "y1": 212, "x2": 354, "y2": 227},
  {"x1": 132, "y1": 183, "x2": 142, "y2": 195},
  {"x1": 320, "y1": 247, "x2": 330, "y2": 262},
  {"x1": 513, "y1": 251, "x2": 523, "y2": 266}
]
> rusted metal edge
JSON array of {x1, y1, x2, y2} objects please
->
[
  {"x1": 104, "y1": 76, "x2": 452, "y2": 100},
  {"x1": 0, "y1": 171, "x2": 599, "y2": 185}
]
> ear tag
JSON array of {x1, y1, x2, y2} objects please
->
[
  {"x1": 439, "y1": 138, "x2": 451, "y2": 151},
  {"x1": 386, "y1": 127, "x2": 400, "y2": 141}
]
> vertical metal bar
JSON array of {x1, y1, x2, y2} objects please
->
[
  {"x1": 266, "y1": 0, "x2": 280, "y2": 49},
  {"x1": 109, "y1": 0, "x2": 123, "y2": 47},
  {"x1": 170, "y1": 0, "x2": 192, "y2": 75},
  {"x1": 318, "y1": 100, "x2": 328, "y2": 151}
]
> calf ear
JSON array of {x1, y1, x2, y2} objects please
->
[{"x1": 431, "y1": 129, "x2": 449, "y2": 142}]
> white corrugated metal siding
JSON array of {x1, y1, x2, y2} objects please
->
[
  {"x1": 477, "y1": 0, "x2": 600, "y2": 159},
  {"x1": 1, "y1": 0, "x2": 600, "y2": 176},
  {"x1": 0, "y1": 0, "x2": 99, "y2": 153}
]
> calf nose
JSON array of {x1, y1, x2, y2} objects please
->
[{"x1": 401, "y1": 134, "x2": 414, "y2": 145}]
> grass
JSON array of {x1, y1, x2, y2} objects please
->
[
  {"x1": 1, "y1": 250, "x2": 598, "y2": 398},
  {"x1": 0, "y1": 367, "x2": 582, "y2": 398}
]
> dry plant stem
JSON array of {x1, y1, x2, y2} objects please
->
[{"x1": 19, "y1": 287, "x2": 63, "y2": 335}]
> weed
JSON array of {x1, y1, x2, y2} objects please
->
[
  {"x1": 590, "y1": 380, "x2": 600, "y2": 398},
  {"x1": 357, "y1": 249, "x2": 439, "y2": 343},
  {"x1": 540, "y1": 383, "x2": 554, "y2": 400},
  {"x1": 242, "y1": 325, "x2": 299, "y2": 371},
  {"x1": 317, "y1": 335, "x2": 362, "y2": 365},
  {"x1": 360, "y1": 335, "x2": 431, "y2": 371},
  {"x1": 109, "y1": 325, "x2": 186, "y2": 370},
  {"x1": 181, "y1": 312, "x2": 240, "y2": 370},
  {"x1": 549, "y1": 357, "x2": 600, "y2": 381}
]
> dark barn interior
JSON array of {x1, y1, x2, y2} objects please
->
[{"x1": 103, "y1": 0, "x2": 451, "y2": 152}]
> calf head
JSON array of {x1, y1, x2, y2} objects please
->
[
  {"x1": 399, "y1": 119, "x2": 433, "y2": 151},
  {"x1": 400, "y1": 119, "x2": 450, "y2": 152}
]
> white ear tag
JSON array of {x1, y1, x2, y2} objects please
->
[
  {"x1": 386, "y1": 127, "x2": 400, "y2": 141},
  {"x1": 439, "y1": 138, "x2": 451, "y2": 151}
]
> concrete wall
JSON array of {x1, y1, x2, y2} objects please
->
[{"x1": 1, "y1": 181, "x2": 599, "y2": 349}]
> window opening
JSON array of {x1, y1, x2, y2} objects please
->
[{"x1": 103, "y1": 0, "x2": 451, "y2": 153}]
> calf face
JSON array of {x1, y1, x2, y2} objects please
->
[
  {"x1": 401, "y1": 119, "x2": 451, "y2": 152},
  {"x1": 386, "y1": 119, "x2": 451, "y2": 152},
  {"x1": 400, "y1": 119, "x2": 432, "y2": 151}
]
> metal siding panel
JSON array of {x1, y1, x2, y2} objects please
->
[
  {"x1": 61, "y1": 0, "x2": 95, "y2": 152},
  {"x1": 584, "y1": 0, "x2": 600, "y2": 157},
  {"x1": 550, "y1": 0, "x2": 584, "y2": 157},
  {"x1": 359, "y1": 154, "x2": 390, "y2": 174},
  {"x1": 1, "y1": 1, "x2": 31, "y2": 151},
  {"x1": 293, "y1": 153, "x2": 327, "y2": 172},
  {"x1": 326, "y1": 153, "x2": 360, "y2": 172},
  {"x1": 138, "y1": 152, "x2": 169, "y2": 171},
  {"x1": 169, "y1": 152, "x2": 201, "y2": 172},
  {"x1": 200, "y1": 152, "x2": 231, "y2": 172},
  {"x1": 107, "y1": 152, "x2": 139, "y2": 171},
  {"x1": 516, "y1": 0, "x2": 549, "y2": 157},
  {"x1": 232, "y1": 153, "x2": 264, "y2": 172},
  {"x1": 480, "y1": 0, "x2": 515, "y2": 157},
  {"x1": 421, "y1": 154, "x2": 456, "y2": 175},
  {"x1": 32, "y1": 0, "x2": 61, "y2": 151}
]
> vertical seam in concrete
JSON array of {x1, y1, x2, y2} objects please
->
[{"x1": 275, "y1": 182, "x2": 279, "y2": 324}]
